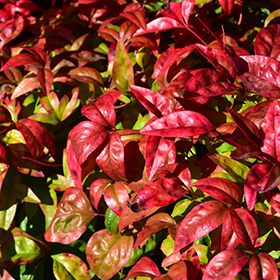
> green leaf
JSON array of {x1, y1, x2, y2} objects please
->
[
  {"x1": 52, "y1": 253, "x2": 90, "y2": 280},
  {"x1": 105, "y1": 207, "x2": 120, "y2": 234},
  {"x1": 209, "y1": 154, "x2": 250, "y2": 184},
  {"x1": 112, "y1": 39, "x2": 134, "y2": 91}
]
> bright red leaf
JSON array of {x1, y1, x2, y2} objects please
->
[
  {"x1": 218, "y1": 0, "x2": 235, "y2": 15},
  {"x1": 181, "y1": 0, "x2": 195, "y2": 26}
]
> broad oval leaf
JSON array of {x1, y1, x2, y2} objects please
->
[
  {"x1": 44, "y1": 187, "x2": 97, "y2": 244},
  {"x1": 52, "y1": 253, "x2": 90, "y2": 280},
  {"x1": 130, "y1": 177, "x2": 188, "y2": 212},
  {"x1": 140, "y1": 111, "x2": 215, "y2": 138},
  {"x1": 202, "y1": 249, "x2": 250, "y2": 280},
  {"x1": 96, "y1": 131, "x2": 126, "y2": 181},
  {"x1": 1, "y1": 53, "x2": 39, "y2": 72},
  {"x1": 192, "y1": 177, "x2": 242, "y2": 206},
  {"x1": 104, "y1": 181, "x2": 129, "y2": 216},
  {"x1": 70, "y1": 121, "x2": 109, "y2": 166},
  {"x1": 112, "y1": 39, "x2": 134, "y2": 91},
  {"x1": 183, "y1": 69, "x2": 236, "y2": 96},
  {"x1": 0, "y1": 105, "x2": 12, "y2": 123},
  {"x1": 174, "y1": 201, "x2": 227, "y2": 253},
  {"x1": 86, "y1": 229, "x2": 133, "y2": 280},
  {"x1": 124, "y1": 257, "x2": 161, "y2": 280}
]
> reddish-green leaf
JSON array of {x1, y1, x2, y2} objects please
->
[
  {"x1": 130, "y1": 178, "x2": 187, "y2": 212},
  {"x1": 192, "y1": 177, "x2": 242, "y2": 206},
  {"x1": 86, "y1": 229, "x2": 133, "y2": 280},
  {"x1": 11, "y1": 76, "x2": 40, "y2": 100},
  {"x1": 112, "y1": 39, "x2": 134, "y2": 91},
  {"x1": 70, "y1": 121, "x2": 109, "y2": 165},
  {"x1": 52, "y1": 253, "x2": 90, "y2": 280},
  {"x1": 140, "y1": 111, "x2": 215, "y2": 137},
  {"x1": 183, "y1": 69, "x2": 236, "y2": 96},
  {"x1": 134, "y1": 213, "x2": 176, "y2": 249},
  {"x1": 255, "y1": 24, "x2": 280, "y2": 61},
  {"x1": 174, "y1": 201, "x2": 227, "y2": 253},
  {"x1": 44, "y1": 187, "x2": 97, "y2": 244},
  {"x1": 37, "y1": 68, "x2": 54, "y2": 96},
  {"x1": 69, "y1": 67, "x2": 103, "y2": 87},
  {"x1": 261, "y1": 99, "x2": 280, "y2": 162},
  {"x1": 124, "y1": 257, "x2": 161, "y2": 280},
  {"x1": 130, "y1": 85, "x2": 172, "y2": 118},
  {"x1": 145, "y1": 136, "x2": 175, "y2": 181},
  {"x1": 202, "y1": 249, "x2": 250, "y2": 280},
  {"x1": 96, "y1": 131, "x2": 126, "y2": 181},
  {"x1": 104, "y1": 182, "x2": 129, "y2": 216}
]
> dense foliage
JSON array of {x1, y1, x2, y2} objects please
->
[{"x1": 1, "y1": 0, "x2": 280, "y2": 279}]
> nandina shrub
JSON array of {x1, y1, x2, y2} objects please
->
[{"x1": 1, "y1": 0, "x2": 280, "y2": 279}]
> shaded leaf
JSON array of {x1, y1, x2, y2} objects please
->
[
  {"x1": 44, "y1": 187, "x2": 97, "y2": 244},
  {"x1": 120, "y1": 8, "x2": 147, "y2": 31},
  {"x1": 254, "y1": 24, "x2": 280, "y2": 61},
  {"x1": 174, "y1": 201, "x2": 227, "y2": 253},
  {"x1": 52, "y1": 253, "x2": 90, "y2": 280},
  {"x1": 263, "y1": 161, "x2": 280, "y2": 192},
  {"x1": 202, "y1": 249, "x2": 250, "y2": 280},
  {"x1": 183, "y1": 69, "x2": 236, "y2": 96},
  {"x1": 86, "y1": 229, "x2": 133, "y2": 280},
  {"x1": 140, "y1": 111, "x2": 215, "y2": 137},
  {"x1": 37, "y1": 68, "x2": 54, "y2": 96}
]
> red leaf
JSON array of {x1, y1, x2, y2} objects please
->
[
  {"x1": 255, "y1": 24, "x2": 280, "y2": 61},
  {"x1": 130, "y1": 85, "x2": 172, "y2": 117},
  {"x1": 130, "y1": 178, "x2": 187, "y2": 212},
  {"x1": 70, "y1": 121, "x2": 109, "y2": 166},
  {"x1": 265, "y1": 192, "x2": 280, "y2": 213},
  {"x1": 44, "y1": 187, "x2": 97, "y2": 244},
  {"x1": 0, "y1": 16, "x2": 24, "y2": 50},
  {"x1": 128, "y1": 36, "x2": 158, "y2": 50},
  {"x1": 140, "y1": 111, "x2": 215, "y2": 137},
  {"x1": 69, "y1": 67, "x2": 103, "y2": 87},
  {"x1": 183, "y1": 69, "x2": 236, "y2": 96},
  {"x1": 134, "y1": 213, "x2": 176, "y2": 249},
  {"x1": 120, "y1": 8, "x2": 147, "y2": 31},
  {"x1": 244, "y1": 162, "x2": 272, "y2": 210},
  {"x1": 123, "y1": 257, "x2": 161, "y2": 280},
  {"x1": 96, "y1": 131, "x2": 126, "y2": 181},
  {"x1": 227, "y1": 107, "x2": 260, "y2": 147},
  {"x1": 221, "y1": 208, "x2": 240, "y2": 251},
  {"x1": 89, "y1": 178, "x2": 112, "y2": 210},
  {"x1": 230, "y1": 208, "x2": 258, "y2": 251},
  {"x1": 167, "y1": 261, "x2": 188, "y2": 279},
  {"x1": 202, "y1": 249, "x2": 250, "y2": 280},
  {"x1": 11, "y1": 76, "x2": 40, "y2": 99},
  {"x1": 1, "y1": 53, "x2": 40, "y2": 72},
  {"x1": 37, "y1": 69, "x2": 54, "y2": 96},
  {"x1": 134, "y1": 17, "x2": 184, "y2": 36},
  {"x1": 174, "y1": 201, "x2": 227, "y2": 253},
  {"x1": 104, "y1": 182, "x2": 129, "y2": 216},
  {"x1": 192, "y1": 177, "x2": 242, "y2": 206},
  {"x1": 181, "y1": 0, "x2": 195, "y2": 26},
  {"x1": 249, "y1": 253, "x2": 279, "y2": 280},
  {"x1": 263, "y1": 161, "x2": 280, "y2": 192},
  {"x1": 0, "y1": 105, "x2": 12, "y2": 123},
  {"x1": 119, "y1": 21, "x2": 139, "y2": 42},
  {"x1": 160, "y1": 2, "x2": 183, "y2": 23},
  {"x1": 218, "y1": 0, "x2": 234, "y2": 15},
  {"x1": 261, "y1": 99, "x2": 280, "y2": 162},
  {"x1": 81, "y1": 95, "x2": 116, "y2": 128},
  {"x1": 236, "y1": 55, "x2": 280, "y2": 99},
  {"x1": 196, "y1": 44, "x2": 237, "y2": 82},
  {"x1": 145, "y1": 136, "x2": 175, "y2": 181}
]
